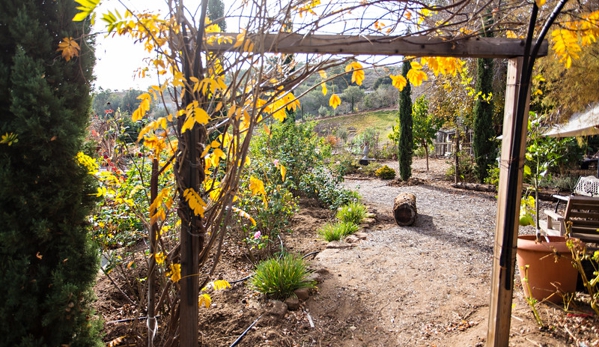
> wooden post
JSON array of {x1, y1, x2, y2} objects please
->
[
  {"x1": 487, "y1": 57, "x2": 531, "y2": 346},
  {"x1": 148, "y1": 159, "x2": 158, "y2": 347}
]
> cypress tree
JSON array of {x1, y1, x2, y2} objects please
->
[
  {"x1": 0, "y1": 1, "x2": 102, "y2": 346},
  {"x1": 473, "y1": 16, "x2": 496, "y2": 183},
  {"x1": 208, "y1": 0, "x2": 227, "y2": 31},
  {"x1": 398, "y1": 61, "x2": 413, "y2": 181}
]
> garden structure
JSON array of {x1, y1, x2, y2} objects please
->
[
  {"x1": 65, "y1": 0, "x2": 594, "y2": 345},
  {"x1": 205, "y1": 15, "x2": 554, "y2": 347}
]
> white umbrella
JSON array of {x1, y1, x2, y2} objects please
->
[{"x1": 544, "y1": 104, "x2": 599, "y2": 137}]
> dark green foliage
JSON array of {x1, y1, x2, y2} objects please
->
[
  {"x1": 208, "y1": 0, "x2": 227, "y2": 31},
  {"x1": 252, "y1": 119, "x2": 330, "y2": 192},
  {"x1": 0, "y1": 1, "x2": 102, "y2": 346},
  {"x1": 299, "y1": 166, "x2": 360, "y2": 209},
  {"x1": 412, "y1": 96, "x2": 443, "y2": 156},
  {"x1": 373, "y1": 76, "x2": 392, "y2": 90},
  {"x1": 398, "y1": 62, "x2": 413, "y2": 181},
  {"x1": 91, "y1": 89, "x2": 146, "y2": 116},
  {"x1": 473, "y1": 16, "x2": 496, "y2": 183}
]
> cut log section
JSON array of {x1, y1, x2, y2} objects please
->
[{"x1": 393, "y1": 193, "x2": 417, "y2": 226}]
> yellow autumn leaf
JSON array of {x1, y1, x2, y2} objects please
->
[
  {"x1": 96, "y1": 186, "x2": 107, "y2": 197},
  {"x1": 198, "y1": 293, "x2": 212, "y2": 308},
  {"x1": 535, "y1": 0, "x2": 546, "y2": 7},
  {"x1": 232, "y1": 207, "x2": 257, "y2": 226},
  {"x1": 389, "y1": 74, "x2": 407, "y2": 91},
  {"x1": 72, "y1": 0, "x2": 100, "y2": 21},
  {"x1": 418, "y1": 8, "x2": 432, "y2": 25},
  {"x1": 155, "y1": 252, "x2": 166, "y2": 265},
  {"x1": 57, "y1": 37, "x2": 80, "y2": 62},
  {"x1": 183, "y1": 188, "x2": 206, "y2": 217},
  {"x1": 249, "y1": 176, "x2": 266, "y2": 196},
  {"x1": 345, "y1": 61, "x2": 365, "y2": 86},
  {"x1": 280, "y1": 164, "x2": 287, "y2": 182},
  {"x1": 410, "y1": 61, "x2": 423, "y2": 70},
  {"x1": 407, "y1": 69, "x2": 428, "y2": 86},
  {"x1": 132, "y1": 93, "x2": 152, "y2": 121},
  {"x1": 551, "y1": 29, "x2": 581, "y2": 68},
  {"x1": 212, "y1": 280, "x2": 231, "y2": 291},
  {"x1": 167, "y1": 263, "x2": 181, "y2": 283},
  {"x1": 0, "y1": 132, "x2": 18, "y2": 146},
  {"x1": 329, "y1": 94, "x2": 341, "y2": 109},
  {"x1": 506, "y1": 30, "x2": 517, "y2": 39},
  {"x1": 318, "y1": 70, "x2": 327, "y2": 79},
  {"x1": 181, "y1": 101, "x2": 210, "y2": 132},
  {"x1": 321, "y1": 83, "x2": 328, "y2": 96},
  {"x1": 263, "y1": 124, "x2": 271, "y2": 136}
]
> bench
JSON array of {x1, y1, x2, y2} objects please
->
[{"x1": 539, "y1": 195, "x2": 599, "y2": 243}]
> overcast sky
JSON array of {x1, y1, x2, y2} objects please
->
[{"x1": 91, "y1": 0, "x2": 403, "y2": 91}]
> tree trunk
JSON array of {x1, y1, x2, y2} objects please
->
[
  {"x1": 423, "y1": 139, "x2": 429, "y2": 171},
  {"x1": 454, "y1": 130, "x2": 460, "y2": 185},
  {"x1": 393, "y1": 193, "x2": 417, "y2": 226}
]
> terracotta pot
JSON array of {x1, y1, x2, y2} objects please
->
[{"x1": 516, "y1": 235, "x2": 578, "y2": 304}]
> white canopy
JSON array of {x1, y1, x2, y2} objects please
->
[{"x1": 544, "y1": 104, "x2": 599, "y2": 137}]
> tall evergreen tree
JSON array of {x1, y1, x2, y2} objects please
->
[
  {"x1": 398, "y1": 61, "x2": 413, "y2": 181},
  {"x1": 473, "y1": 16, "x2": 496, "y2": 183},
  {"x1": 208, "y1": 0, "x2": 227, "y2": 31},
  {"x1": 0, "y1": 1, "x2": 102, "y2": 346}
]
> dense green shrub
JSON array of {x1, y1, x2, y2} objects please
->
[
  {"x1": 0, "y1": 1, "x2": 103, "y2": 345},
  {"x1": 375, "y1": 165, "x2": 396, "y2": 179},
  {"x1": 299, "y1": 166, "x2": 360, "y2": 209},
  {"x1": 251, "y1": 254, "x2": 315, "y2": 299},
  {"x1": 251, "y1": 119, "x2": 331, "y2": 192}
]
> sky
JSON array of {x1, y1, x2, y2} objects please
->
[
  {"x1": 92, "y1": 0, "x2": 204, "y2": 91},
  {"x1": 91, "y1": 0, "x2": 402, "y2": 91}
]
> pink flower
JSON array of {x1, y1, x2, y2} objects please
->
[
  {"x1": 273, "y1": 159, "x2": 279, "y2": 167},
  {"x1": 253, "y1": 231, "x2": 261, "y2": 239}
]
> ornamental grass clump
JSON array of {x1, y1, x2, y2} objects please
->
[
  {"x1": 318, "y1": 222, "x2": 359, "y2": 242},
  {"x1": 336, "y1": 201, "x2": 367, "y2": 225},
  {"x1": 251, "y1": 253, "x2": 315, "y2": 299}
]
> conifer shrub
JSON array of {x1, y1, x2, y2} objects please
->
[
  {"x1": 0, "y1": 1, "x2": 102, "y2": 345},
  {"x1": 375, "y1": 165, "x2": 397, "y2": 180}
]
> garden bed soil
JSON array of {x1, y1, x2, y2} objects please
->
[{"x1": 94, "y1": 157, "x2": 599, "y2": 346}]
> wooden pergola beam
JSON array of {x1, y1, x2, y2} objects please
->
[{"x1": 208, "y1": 33, "x2": 548, "y2": 58}]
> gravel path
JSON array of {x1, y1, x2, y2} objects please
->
[{"x1": 304, "y1": 158, "x2": 558, "y2": 346}]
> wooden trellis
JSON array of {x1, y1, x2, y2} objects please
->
[{"x1": 208, "y1": 33, "x2": 548, "y2": 347}]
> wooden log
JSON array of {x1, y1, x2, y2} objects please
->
[{"x1": 393, "y1": 193, "x2": 417, "y2": 226}]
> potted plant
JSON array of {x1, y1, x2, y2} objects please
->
[{"x1": 516, "y1": 113, "x2": 578, "y2": 304}]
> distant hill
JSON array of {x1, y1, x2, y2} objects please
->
[{"x1": 313, "y1": 108, "x2": 397, "y2": 140}]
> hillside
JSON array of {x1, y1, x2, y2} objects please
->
[{"x1": 313, "y1": 108, "x2": 398, "y2": 140}]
